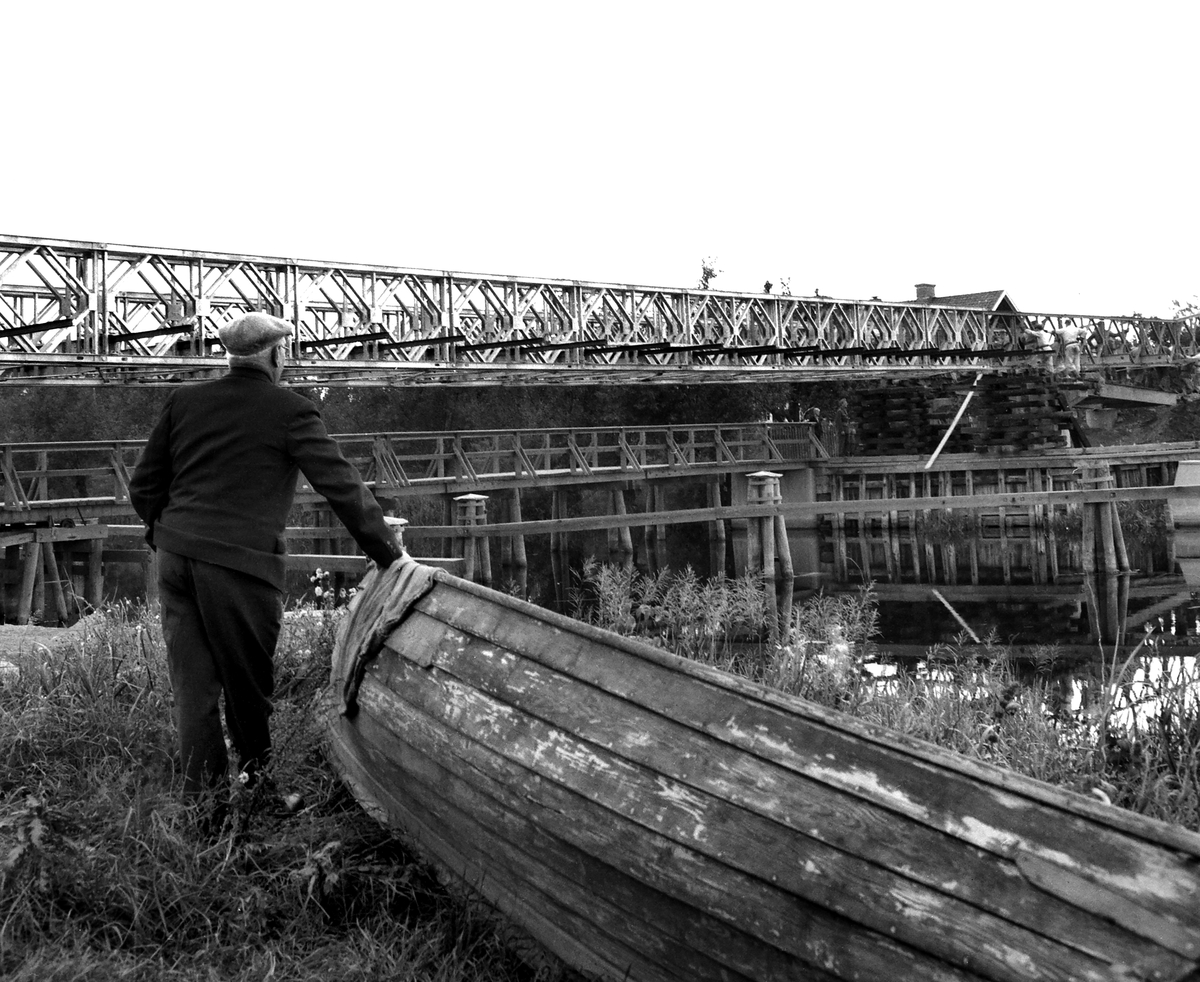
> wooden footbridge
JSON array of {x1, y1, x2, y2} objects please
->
[
  {"x1": 6, "y1": 418, "x2": 1200, "y2": 634},
  {"x1": 2, "y1": 234, "x2": 1197, "y2": 388}
]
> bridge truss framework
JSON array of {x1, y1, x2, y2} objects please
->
[{"x1": 1, "y1": 235, "x2": 1196, "y2": 386}]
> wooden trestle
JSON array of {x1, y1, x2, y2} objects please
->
[
  {"x1": 0, "y1": 422, "x2": 822, "y2": 623},
  {"x1": 4, "y1": 416, "x2": 1200, "y2": 629}
]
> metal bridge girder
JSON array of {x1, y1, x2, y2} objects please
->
[{"x1": 2, "y1": 234, "x2": 1197, "y2": 387}]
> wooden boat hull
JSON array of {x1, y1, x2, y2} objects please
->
[{"x1": 325, "y1": 559, "x2": 1200, "y2": 982}]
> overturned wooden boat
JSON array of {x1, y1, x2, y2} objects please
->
[{"x1": 325, "y1": 558, "x2": 1200, "y2": 982}]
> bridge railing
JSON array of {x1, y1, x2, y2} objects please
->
[
  {"x1": 2, "y1": 235, "x2": 1195, "y2": 383},
  {"x1": 332, "y1": 422, "x2": 824, "y2": 490},
  {"x1": 2, "y1": 441, "x2": 143, "y2": 512},
  {"x1": 0, "y1": 422, "x2": 824, "y2": 517}
]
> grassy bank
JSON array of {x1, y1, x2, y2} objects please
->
[
  {"x1": 0, "y1": 603, "x2": 552, "y2": 982},
  {"x1": 4, "y1": 569, "x2": 1199, "y2": 978}
]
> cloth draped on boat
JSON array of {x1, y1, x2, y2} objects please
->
[{"x1": 337, "y1": 556, "x2": 437, "y2": 718}]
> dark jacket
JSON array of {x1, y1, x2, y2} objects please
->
[{"x1": 130, "y1": 366, "x2": 401, "y2": 590}]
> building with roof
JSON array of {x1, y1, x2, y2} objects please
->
[{"x1": 911, "y1": 283, "x2": 1019, "y2": 314}]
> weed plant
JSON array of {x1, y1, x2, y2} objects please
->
[
  {"x1": 0, "y1": 601, "x2": 552, "y2": 981},
  {"x1": 578, "y1": 561, "x2": 1200, "y2": 832},
  {"x1": 1045, "y1": 500, "x2": 1169, "y2": 542},
  {"x1": 571, "y1": 558, "x2": 767, "y2": 670}
]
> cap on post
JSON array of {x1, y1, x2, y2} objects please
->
[{"x1": 219, "y1": 313, "x2": 293, "y2": 355}]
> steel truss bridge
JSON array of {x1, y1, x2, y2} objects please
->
[{"x1": 2, "y1": 234, "x2": 1196, "y2": 387}]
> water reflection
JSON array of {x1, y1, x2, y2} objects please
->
[
  {"x1": 816, "y1": 507, "x2": 1200, "y2": 655},
  {"x1": 484, "y1": 503, "x2": 1200, "y2": 665},
  {"x1": 498, "y1": 508, "x2": 1199, "y2": 748}
]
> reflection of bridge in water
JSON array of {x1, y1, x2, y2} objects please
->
[{"x1": 2, "y1": 234, "x2": 1198, "y2": 389}]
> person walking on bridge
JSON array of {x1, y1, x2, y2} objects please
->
[{"x1": 129, "y1": 312, "x2": 403, "y2": 813}]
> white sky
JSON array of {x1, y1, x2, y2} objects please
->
[{"x1": 6, "y1": 1, "x2": 1198, "y2": 317}]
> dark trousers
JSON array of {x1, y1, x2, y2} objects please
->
[{"x1": 157, "y1": 549, "x2": 283, "y2": 796}]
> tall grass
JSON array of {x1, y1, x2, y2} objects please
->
[
  {"x1": 571, "y1": 558, "x2": 766, "y2": 669},
  {"x1": 7, "y1": 566, "x2": 1199, "y2": 978},
  {"x1": 0, "y1": 602, "x2": 555, "y2": 981},
  {"x1": 575, "y1": 562, "x2": 1200, "y2": 832}
]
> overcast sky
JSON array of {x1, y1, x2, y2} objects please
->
[{"x1": 6, "y1": 1, "x2": 1197, "y2": 317}]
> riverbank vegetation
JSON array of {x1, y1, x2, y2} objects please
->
[
  {"x1": 573, "y1": 561, "x2": 1200, "y2": 831},
  {"x1": 3, "y1": 572, "x2": 1199, "y2": 978},
  {"x1": 0, "y1": 604, "x2": 549, "y2": 982}
]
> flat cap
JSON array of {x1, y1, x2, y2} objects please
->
[{"x1": 220, "y1": 313, "x2": 293, "y2": 356}]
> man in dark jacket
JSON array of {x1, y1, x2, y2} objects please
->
[{"x1": 130, "y1": 312, "x2": 403, "y2": 802}]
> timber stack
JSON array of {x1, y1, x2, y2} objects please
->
[{"x1": 851, "y1": 377, "x2": 1078, "y2": 456}]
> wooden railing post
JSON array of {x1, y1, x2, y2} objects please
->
[{"x1": 748, "y1": 471, "x2": 790, "y2": 644}]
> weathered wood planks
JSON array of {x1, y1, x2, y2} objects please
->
[{"x1": 326, "y1": 564, "x2": 1200, "y2": 982}]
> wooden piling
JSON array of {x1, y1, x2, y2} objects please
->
[
  {"x1": 1031, "y1": 468, "x2": 1048, "y2": 584},
  {"x1": 615, "y1": 488, "x2": 634, "y2": 557},
  {"x1": 856, "y1": 473, "x2": 871, "y2": 582},
  {"x1": 1081, "y1": 497, "x2": 1097, "y2": 574},
  {"x1": 964, "y1": 470, "x2": 981, "y2": 585},
  {"x1": 905, "y1": 475, "x2": 922, "y2": 583},
  {"x1": 607, "y1": 486, "x2": 623, "y2": 558},
  {"x1": 941, "y1": 472, "x2": 958, "y2": 586},
  {"x1": 1104, "y1": 573, "x2": 1120, "y2": 644},
  {"x1": 653, "y1": 484, "x2": 668, "y2": 568},
  {"x1": 458, "y1": 505, "x2": 476, "y2": 583},
  {"x1": 921, "y1": 472, "x2": 936, "y2": 583},
  {"x1": 1098, "y1": 496, "x2": 1118, "y2": 575},
  {"x1": 640, "y1": 484, "x2": 656, "y2": 574},
  {"x1": 454, "y1": 493, "x2": 491, "y2": 586},
  {"x1": 706, "y1": 481, "x2": 726, "y2": 581},
  {"x1": 774, "y1": 512, "x2": 794, "y2": 639},
  {"x1": 885, "y1": 476, "x2": 901, "y2": 583},
  {"x1": 833, "y1": 475, "x2": 848, "y2": 582},
  {"x1": 16, "y1": 543, "x2": 39, "y2": 625},
  {"x1": 998, "y1": 470, "x2": 1012, "y2": 586},
  {"x1": 42, "y1": 541, "x2": 69, "y2": 624},
  {"x1": 748, "y1": 472, "x2": 784, "y2": 644},
  {"x1": 510, "y1": 488, "x2": 528, "y2": 570},
  {"x1": 1084, "y1": 574, "x2": 1103, "y2": 642},
  {"x1": 1117, "y1": 571, "x2": 1130, "y2": 647},
  {"x1": 550, "y1": 490, "x2": 569, "y2": 608},
  {"x1": 87, "y1": 537, "x2": 104, "y2": 608},
  {"x1": 1110, "y1": 500, "x2": 1130, "y2": 572},
  {"x1": 32, "y1": 541, "x2": 45, "y2": 619},
  {"x1": 1074, "y1": 465, "x2": 1129, "y2": 577}
]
